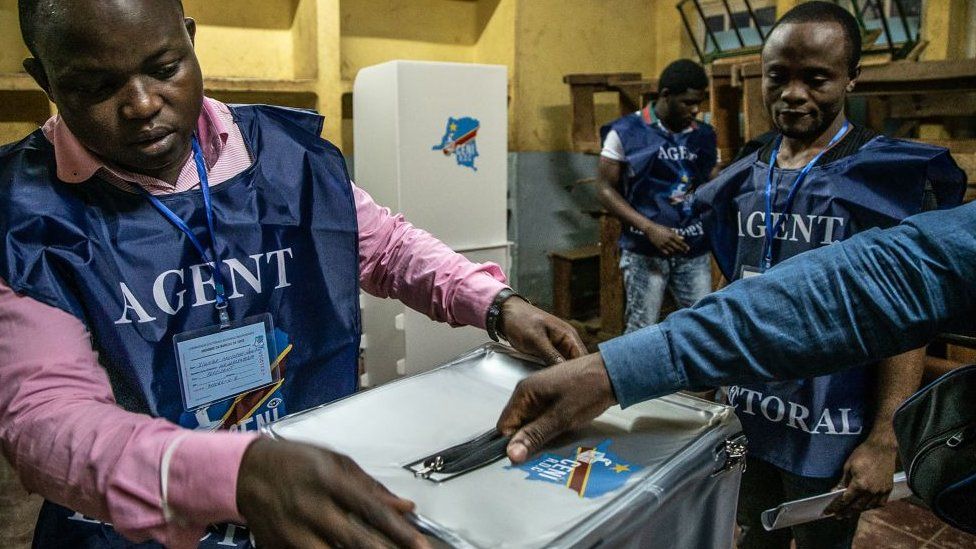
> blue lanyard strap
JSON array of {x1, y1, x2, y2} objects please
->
[
  {"x1": 136, "y1": 136, "x2": 231, "y2": 327},
  {"x1": 646, "y1": 106, "x2": 697, "y2": 216},
  {"x1": 645, "y1": 106, "x2": 693, "y2": 184},
  {"x1": 761, "y1": 121, "x2": 850, "y2": 270}
]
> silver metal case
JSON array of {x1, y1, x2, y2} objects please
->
[{"x1": 268, "y1": 344, "x2": 744, "y2": 548}]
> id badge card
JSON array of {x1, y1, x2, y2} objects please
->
[
  {"x1": 173, "y1": 313, "x2": 279, "y2": 411},
  {"x1": 741, "y1": 265, "x2": 765, "y2": 279}
]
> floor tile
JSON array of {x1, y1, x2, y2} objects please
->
[
  {"x1": 854, "y1": 515, "x2": 927, "y2": 549},
  {"x1": 867, "y1": 500, "x2": 947, "y2": 541},
  {"x1": 931, "y1": 526, "x2": 976, "y2": 549}
]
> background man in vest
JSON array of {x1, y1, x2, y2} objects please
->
[
  {"x1": 497, "y1": 4, "x2": 965, "y2": 549},
  {"x1": 0, "y1": 1, "x2": 585, "y2": 547},
  {"x1": 596, "y1": 59, "x2": 717, "y2": 333},
  {"x1": 693, "y1": 3, "x2": 963, "y2": 547}
]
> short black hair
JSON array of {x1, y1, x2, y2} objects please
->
[
  {"x1": 658, "y1": 59, "x2": 709, "y2": 95},
  {"x1": 19, "y1": 0, "x2": 185, "y2": 59},
  {"x1": 770, "y1": 1, "x2": 862, "y2": 76}
]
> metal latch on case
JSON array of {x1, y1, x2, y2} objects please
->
[
  {"x1": 406, "y1": 429, "x2": 511, "y2": 482},
  {"x1": 712, "y1": 433, "x2": 748, "y2": 477}
]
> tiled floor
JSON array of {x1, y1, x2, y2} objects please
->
[{"x1": 853, "y1": 500, "x2": 976, "y2": 548}]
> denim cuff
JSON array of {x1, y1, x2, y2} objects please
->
[{"x1": 598, "y1": 324, "x2": 685, "y2": 408}]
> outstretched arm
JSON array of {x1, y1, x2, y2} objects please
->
[
  {"x1": 355, "y1": 184, "x2": 584, "y2": 362},
  {"x1": 500, "y1": 202, "x2": 976, "y2": 461}
]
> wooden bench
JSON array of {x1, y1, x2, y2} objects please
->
[{"x1": 562, "y1": 73, "x2": 658, "y2": 154}]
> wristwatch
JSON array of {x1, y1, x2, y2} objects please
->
[{"x1": 486, "y1": 288, "x2": 519, "y2": 342}]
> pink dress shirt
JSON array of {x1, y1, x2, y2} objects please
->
[{"x1": 0, "y1": 98, "x2": 507, "y2": 547}]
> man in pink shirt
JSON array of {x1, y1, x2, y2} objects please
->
[{"x1": 1, "y1": 1, "x2": 585, "y2": 547}]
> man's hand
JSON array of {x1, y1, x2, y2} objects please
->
[
  {"x1": 498, "y1": 296, "x2": 587, "y2": 365},
  {"x1": 644, "y1": 222, "x2": 689, "y2": 256},
  {"x1": 825, "y1": 439, "x2": 897, "y2": 519},
  {"x1": 237, "y1": 438, "x2": 430, "y2": 549},
  {"x1": 497, "y1": 352, "x2": 617, "y2": 463}
]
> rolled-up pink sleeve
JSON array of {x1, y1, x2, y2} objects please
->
[
  {"x1": 0, "y1": 280, "x2": 257, "y2": 548},
  {"x1": 354, "y1": 183, "x2": 509, "y2": 328}
]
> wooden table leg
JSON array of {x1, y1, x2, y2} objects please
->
[{"x1": 599, "y1": 215, "x2": 624, "y2": 338}]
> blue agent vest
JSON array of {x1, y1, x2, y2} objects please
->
[
  {"x1": 695, "y1": 135, "x2": 966, "y2": 478},
  {"x1": 600, "y1": 109, "x2": 717, "y2": 257},
  {"x1": 0, "y1": 105, "x2": 362, "y2": 548}
]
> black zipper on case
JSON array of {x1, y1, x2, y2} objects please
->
[{"x1": 407, "y1": 429, "x2": 511, "y2": 481}]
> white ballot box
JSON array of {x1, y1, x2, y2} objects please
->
[
  {"x1": 268, "y1": 344, "x2": 745, "y2": 548},
  {"x1": 353, "y1": 61, "x2": 510, "y2": 386}
]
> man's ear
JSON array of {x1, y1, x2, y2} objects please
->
[
  {"x1": 184, "y1": 17, "x2": 197, "y2": 45},
  {"x1": 846, "y1": 63, "x2": 861, "y2": 93},
  {"x1": 23, "y1": 58, "x2": 54, "y2": 102}
]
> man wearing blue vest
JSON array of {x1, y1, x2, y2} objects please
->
[
  {"x1": 692, "y1": 3, "x2": 963, "y2": 547},
  {"x1": 0, "y1": 1, "x2": 586, "y2": 548},
  {"x1": 500, "y1": 4, "x2": 965, "y2": 549},
  {"x1": 596, "y1": 59, "x2": 717, "y2": 333}
]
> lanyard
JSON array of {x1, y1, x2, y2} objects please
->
[
  {"x1": 761, "y1": 121, "x2": 850, "y2": 270},
  {"x1": 644, "y1": 106, "x2": 696, "y2": 215},
  {"x1": 643, "y1": 105, "x2": 693, "y2": 185},
  {"x1": 137, "y1": 136, "x2": 231, "y2": 328}
]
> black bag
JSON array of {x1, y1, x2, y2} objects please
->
[{"x1": 894, "y1": 365, "x2": 976, "y2": 533}]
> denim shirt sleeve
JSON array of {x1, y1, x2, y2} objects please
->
[{"x1": 600, "y1": 202, "x2": 976, "y2": 408}]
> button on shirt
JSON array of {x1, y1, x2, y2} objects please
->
[{"x1": 0, "y1": 98, "x2": 508, "y2": 548}]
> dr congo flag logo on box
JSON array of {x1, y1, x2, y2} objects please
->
[
  {"x1": 511, "y1": 440, "x2": 641, "y2": 498},
  {"x1": 433, "y1": 116, "x2": 480, "y2": 171}
]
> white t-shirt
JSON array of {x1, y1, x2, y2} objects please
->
[
  {"x1": 600, "y1": 129, "x2": 627, "y2": 162},
  {"x1": 600, "y1": 111, "x2": 696, "y2": 162}
]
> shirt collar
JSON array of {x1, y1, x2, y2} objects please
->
[
  {"x1": 42, "y1": 97, "x2": 229, "y2": 186},
  {"x1": 641, "y1": 105, "x2": 696, "y2": 135}
]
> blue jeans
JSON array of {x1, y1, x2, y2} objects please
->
[{"x1": 619, "y1": 250, "x2": 711, "y2": 332}]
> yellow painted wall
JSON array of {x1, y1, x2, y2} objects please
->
[
  {"x1": 292, "y1": 0, "x2": 320, "y2": 80},
  {"x1": 512, "y1": 0, "x2": 661, "y2": 152},
  {"x1": 193, "y1": 27, "x2": 296, "y2": 79},
  {"x1": 340, "y1": 38, "x2": 473, "y2": 81},
  {"x1": 775, "y1": 0, "x2": 803, "y2": 16},
  {"x1": 186, "y1": 0, "x2": 299, "y2": 80},
  {"x1": 0, "y1": 91, "x2": 48, "y2": 145},
  {"x1": 342, "y1": 0, "x2": 478, "y2": 44},
  {"x1": 339, "y1": 0, "x2": 480, "y2": 82},
  {"x1": 652, "y1": 0, "x2": 696, "y2": 80},
  {"x1": 474, "y1": 0, "x2": 516, "y2": 145},
  {"x1": 7, "y1": 0, "x2": 969, "y2": 152},
  {"x1": 0, "y1": 0, "x2": 29, "y2": 73},
  {"x1": 475, "y1": 0, "x2": 514, "y2": 69},
  {"x1": 337, "y1": 0, "x2": 517, "y2": 149},
  {"x1": 313, "y1": 0, "x2": 344, "y2": 146},
  {"x1": 0, "y1": 0, "x2": 48, "y2": 146},
  {"x1": 336, "y1": 0, "x2": 669, "y2": 152},
  {"x1": 922, "y1": 0, "x2": 971, "y2": 61}
]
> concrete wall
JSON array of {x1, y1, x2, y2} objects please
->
[{"x1": 509, "y1": 152, "x2": 600, "y2": 308}]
